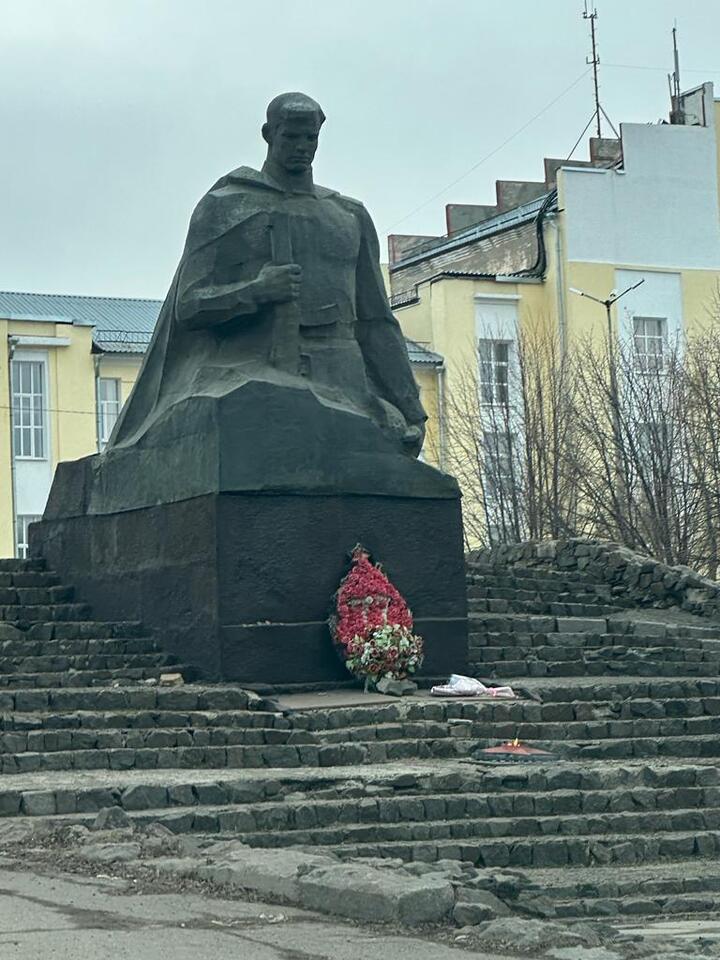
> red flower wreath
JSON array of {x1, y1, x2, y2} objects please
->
[{"x1": 330, "y1": 545, "x2": 424, "y2": 684}]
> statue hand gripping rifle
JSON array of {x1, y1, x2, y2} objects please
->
[{"x1": 108, "y1": 92, "x2": 427, "y2": 458}]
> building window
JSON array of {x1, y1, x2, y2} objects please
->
[
  {"x1": 97, "y1": 378, "x2": 121, "y2": 449},
  {"x1": 478, "y1": 340, "x2": 510, "y2": 406},
  {"x1": 633, "y1": 317, "x2": 667, "y2": 371},
  {"x1": 483, "y1": 430, "x2": 514, "y2": 502},
  {"x1": 635, "y1": 420, "x2": 675, "y2": 473},
  {"x1": 11, "y1": 359, "x2": 47, "y2": 459},
  {"x1": 16, "y1": 515, "x2": 41, "y2": 559}
]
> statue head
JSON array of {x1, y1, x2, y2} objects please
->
[{"x1": 262, "y1": 92, "x2": 325, "y2": 174}]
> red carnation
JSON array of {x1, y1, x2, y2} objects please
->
[{"x1": 329, "y1": 545, "x2": 424, "y2": 686}]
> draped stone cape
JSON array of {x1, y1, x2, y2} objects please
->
[{"x1": 109, "y1": 166, "x2": 427, "y2": 451}]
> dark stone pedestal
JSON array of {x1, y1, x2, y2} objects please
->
[
  {"x1": 32, "y1": 381, "x2": 468, "y2": 684},
  {"x1": 34, "y1": 492, "x2": 467, "y2": 683}
]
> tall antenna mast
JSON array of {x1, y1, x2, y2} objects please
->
[
  {"x1": 583, "y1": 2, "x2": 602, "y2": 138},
  {"x1": 668, "y1": 22, "x2": 683, "y2": 124}
]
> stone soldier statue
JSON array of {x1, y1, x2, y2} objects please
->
[
  {"x1": 110, "y1": 92, "x2": 427, "y2": 457},
  {"x1": 37, "y1": 93, "x2": 466, "y2": 686}
]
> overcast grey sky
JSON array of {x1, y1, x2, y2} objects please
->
[{"x1": 2, "y1": 0, "x2": 720, "y2": 299}]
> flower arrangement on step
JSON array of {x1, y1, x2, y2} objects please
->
[{"x1": 330, "y1": 545, "x2": 424, "y2": 689}]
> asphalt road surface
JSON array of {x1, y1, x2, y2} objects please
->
[{"x1": 0, "y1": 864, "x2": 520, "y2": 960}]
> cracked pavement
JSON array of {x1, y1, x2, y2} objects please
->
[{"x1": 0, "y1": 864, "x2": 520, "y2": 960}]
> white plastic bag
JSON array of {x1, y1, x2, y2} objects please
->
[{"x1": 430, "y1": 674, "x2": 516, "y2": 698}]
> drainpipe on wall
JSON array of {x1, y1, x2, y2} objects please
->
[
  {"x1": 437, "y1": 362, "x2": 447, "y2": 471},
  {"x1": 93, "y1": 353, "x2": 101, "y2": 451},
  {"x1": 7, "y1": 336, "x2": 17, "y2": 556},
  {"x1": 552, "y1": 219, "x2": 568, "y2": 355}
]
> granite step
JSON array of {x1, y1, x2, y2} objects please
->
[
  {"x1": 469, "y1": 660, "x2": 720, "y2": 680},
  {"x1": 0, "y1": 665, "x2": 194, "y2": 690},
  {"x1": 5, "y1": 693, "x2": 719, "y2": 735},
  {"x1": 531, "y1": 862, "x2": 720, "y2": 919},
  {"x1": 468, "y1": 611, "x2": 720, "y2": 638},
  {"x1": 469, "y1": 631, "x2": 716, "y2": 650},
  {"x1": 0, "y1": 685, "x2": 263, "y2": 713},
  {"x1": 0, "y1": 585, "x2": 74, "y2": 605},
  {"x1": 1, "y1": 761, "x2": 713, "y2": 818},
  {"x1": 468, "y1": 599, "x2": 619, "y2": 616},
  {"x1": 5, "y1": 721, "x2": 720, "y2": 772},
  {"x1": 14, "y1": 805, "x2": 720, "y2": 861},
  {"x1": 0, "y1": 724, "x2": 314, "y2": 755},
  {"x1": 468, "y1": 645, "x2": 703, "y2": 666},
  {"x1": 330, "y1": 828, "x2": 720, "y2": 867},
  {"x1": 230, "y1": 805, "x2": 720, "y2": 849},
  {"x1": 0, "y1": 559, "x2": 47, "y2": 573},
  {"x1": 466, "y1": 563, "x2": 599, "y2": 584},
  {"x1": 467, "y1": 587, "x2": 621, "y2": 604},
  {"x1": 555, "y1": 733, "x2": 720, "y2": 760},
  {"x1": 517, "y1": 677, "x2": 720, "y2": 702},
  {"x1": 317, "y1": 714, "x2": 720, "y2": 744},
  {"x1": 1, "y1": 708, "x2": 286, "y2": 734},
  {"x1": 0, "y1": 603, "x2": 93, "y2": 622},
  {"x1": 0, "y1": 653, "x2": 177, "y2": 674},
  {"x1": 471, "y1": 643, "x2": 719, "y2": 663},
  {"x1": 0, "y1": 638, "x2": 164, "y2": 657},
  {"x1": 0, "y1": 737, "x2": 478, "y2": 775},
  {"x1": 293, "y1": 695, "x2": 720, "y2": 730},
  {"x1": 18, "y1": 621, "x2": 148, "y2": 639},
  {"x1": 553, "y1": 891, "x2": 720, "y2": 919},
  {"x1": 469, "y1": 616, "x2": 720, "y2": 649},
  {"x1": 0, "y1": 571, "x2": 61, "y2": 588}
]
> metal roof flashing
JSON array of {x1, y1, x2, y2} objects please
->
[
  {"x1": 389, "y1": 192, "x2": 556, "y2": 272},
  {"x1": 0, "y1": 289, "x2": 430, "y2": 364}
]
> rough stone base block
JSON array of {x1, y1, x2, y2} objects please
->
[{"x1": 33, "y1": 492, "x2": 467, "y2": 684}]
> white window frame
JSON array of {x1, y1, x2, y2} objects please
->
[
  {"x1": 97, "y1": 377, "x2": 121, "y2": 450},
  {"x1": 478, "y1": 339, "x2": 512, "y2": 408},
  {"x1": 11, "y1": 355, "x2": 49, "y2": 461},
  {"x1": 15, "y1": 514, "x2": 42, "y2": 559},
  {"x1": 633, "y1": 315, "x2": 668, "y2": 372}
]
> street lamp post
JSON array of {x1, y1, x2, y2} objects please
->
[
  {"x1": 568, "y1": 279, "x2": 645, "y2": 356},
  {"x1": 568, "y1": 277, "x2": 645, "y2": 416},
  {"x1": 568, "y1": 279, "x2": 645, "y2": 518}
]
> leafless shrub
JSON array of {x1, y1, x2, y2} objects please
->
[
  {"x1": 441, "y1": 305, "x2": 720, "y2": 575},
  {"x1": 442, "y1": 320, "x2": 586, "y2": 549}
]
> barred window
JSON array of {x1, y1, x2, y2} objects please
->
[
  {"x1": 478, "y1": 340, "x2": 511, "y2": 407},
  {"x1": 16, "y1": 515, "x2": 41, "y2": 559},
  {"x1": 633, "y1": 316, "x2": 667, "y2": 371},
  {"x1": 97, "y1": 378, "x2": 121, "y2": 449},
  {"x1": 11, "y1": 359, "x2": 46, "y2": 459}
]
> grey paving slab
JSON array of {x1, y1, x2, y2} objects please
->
[
  {"x1": 619, "y1": 918, "x2": 720, "y2": 940},
  {"x1": 277, "y1": 689, "x2": 530, "y2": 711},
  {"x1": 0, "y1": 867, "x2": 521, "y2": 960},
  {"x1": 0, "y1": 759, "x2": 457, "y2": 794}
]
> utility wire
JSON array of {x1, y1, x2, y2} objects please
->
[
  {"x1": 605, "y1": 62, "x2": 720, "y2": 74},
  {"x1": 1, "y1": 403, "x2": 115, "y2": 418},
  {"x1": 599, "y1": 104, "x2": 620, "y2": 140},
  {"x1": 565, "y1": 113, "x2": 598, "y2": 162},
  {"x1": 383, "y1": 67, "x2": 592, "y2": 233}
]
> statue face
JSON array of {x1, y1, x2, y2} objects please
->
[{"x1": 267, "y1": 116, "x2": 321, "y2": 173}]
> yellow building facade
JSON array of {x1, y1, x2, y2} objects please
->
[
  {"x1": 388, "y1": 82, "x2": 720, "y2": 537},
  {"x1": 0, "y1": 294, "x2": 157, "y2": 558}
]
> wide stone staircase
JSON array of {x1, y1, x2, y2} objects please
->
[{"x1": 3, "y1": 551, "x2": 720, "y2": 922}]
